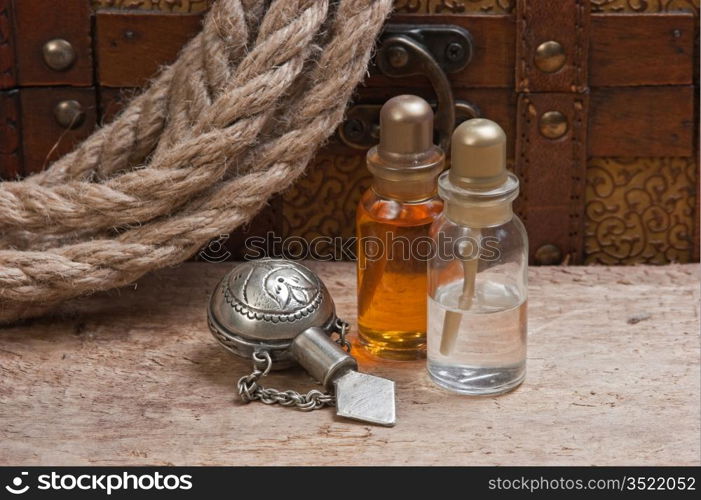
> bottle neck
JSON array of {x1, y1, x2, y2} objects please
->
[
  {"x1": 372, "y1": 178, "x2": 437, "y2": 203},
  {"x1": 438, "y1": 170, "x2": 519, "y2": 228},
  {"x1": 366, "y1": 145, "x2": 444, "y2": 203},
  {"x1": 444, "y1": 200, "x2": 514, "y2": 228}
]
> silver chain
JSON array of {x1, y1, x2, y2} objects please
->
[
  {"x1": 334, "y1": 318, "x2": 352, "y2": 353},
  {"x1": 236, "y1": 319, "x2": 351, "y2": 411}
]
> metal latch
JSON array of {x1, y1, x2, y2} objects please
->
[{"x1": 339, "y1": 24, "x2": 478, "y2": 151}]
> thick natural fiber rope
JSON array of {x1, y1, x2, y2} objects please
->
[{"x1": 0, "y1": 0, "x2": 393, "y2": 323}]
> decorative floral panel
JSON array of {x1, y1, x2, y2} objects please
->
[
  {"x1": 585, "y1": 157, "x2": 697, "y2": 264},
  {"x1": 91, "y1": 0, "x2": 212, "y2": 12}
]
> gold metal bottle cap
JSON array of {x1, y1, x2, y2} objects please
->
[
  {"x1": 439, "y1": 118, "x2": 518, "y2": 227},
  {"x1": 378, "y1": 95, "x2": 433, "y2": 155},
  {"x1": 367, "y1": 95, "x2": 444, "y2": 202},
  {"x1": 450, "y1": 118, "x2": 507, "y2": 190}
]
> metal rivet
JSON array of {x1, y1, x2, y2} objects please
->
[
  {"x1": 534, "y1": 244, "x2": 563, "y2": 266},
  {"x1": 342, "y1": 118, "x2": 365, "y2": 142},
  {"x1": 445, "y1": 42, "x2": 465, "y2": 62},
  {"x1": 54, "y1": 100, "x2": 85, "y2": 129},
  {"x1": 386, "y1": 45, "x2": 409, "y2": 69},
  {"x1": 534, "y1": 40, "x2": 566, "y2": 73},
  {"x1": 42, "y1": 39, "x2": 76, "y2": 72},
  {"x1": 539, "y1": 111, "x2": 568, "y2": 139}
]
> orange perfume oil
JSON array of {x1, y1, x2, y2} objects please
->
[{"x1": 356, "y1": 95, "x2": 444, "y2": 360}]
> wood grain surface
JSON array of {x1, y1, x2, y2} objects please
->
[
  {"x1": 18, "y1": 87, "x2": 97, "y2": 174},
  {"x1": 589, "y1": 13, "x2": 695, "y2": 87},
  {"x1": 13, "y1": 0, "x2": 93, "y2": 87},
  {"x1": 95, "y1": 11, "x2": 202, "y2": 88},
  {"x1": 90, "y1": 13, "x2": 695, "y2": 89},
  {"x1": 0, "y1": 88, "x2": 21, "y2": 178},
  {"x1": 0, "y1": 262, "x2": 699, "y2": 465},
  {"x1": 589, "y1": 86, "x2": 695, "y2": 158},
  {"x1": 0, "y1": 0, "x2": 17, "y2": 89}
]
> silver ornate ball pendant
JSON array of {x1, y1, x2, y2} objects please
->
[{"x1": 208, "y1": 258, "x2": 396, "y2": 426}]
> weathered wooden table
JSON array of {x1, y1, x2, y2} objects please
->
[{"x1": 0, "y1": 262, "x2": 698, "y2": 466}]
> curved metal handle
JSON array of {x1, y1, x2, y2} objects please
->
[
  {"x1": 339, "y1": 24, "x2": 475, "y2": 152},
  {"x1": 376, "y1": 34, "x2": 456, "y2": 152}
]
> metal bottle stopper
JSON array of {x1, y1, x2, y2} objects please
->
[
  {"x1": 208, "y1": 258, "x2": 396, "y2": 426},
  {"x1": 369, "y1": 94, "x2": 444, "y2": 203}
]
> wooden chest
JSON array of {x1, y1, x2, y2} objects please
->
[{"x1": 0, "y1": 0, "x2": 698, "y2": 265}]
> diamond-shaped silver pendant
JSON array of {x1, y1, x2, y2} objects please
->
[{"x1": 335, "y1": 371, "x2": 396, "y2": 426}]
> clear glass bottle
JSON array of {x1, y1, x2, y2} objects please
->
[
  {"x1": 357, "y1": 95, "x2": 444, "y2": 360},
  {"x1": 427, "y1": 118, "x2": 528, "y2": 395}
]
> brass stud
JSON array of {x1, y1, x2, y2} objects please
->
[
  {"x1": 539, "y1": 111, "x2": 568, "y2": 139},
  {"x1": 54, "y1": 100, "x2": 85, "y2": 129},
  {"x1": 386, "y1": 45, "x2": 409, "y2": 69},
  {"x1": 42, "y1": 39, "x2": 76, "y2": 72},
  {"x1": 534, "y1": 244, "x2": 563, "y2": 266},
  {"x1": 534, "y1": 41, "x2": 566, "y2": 73}
]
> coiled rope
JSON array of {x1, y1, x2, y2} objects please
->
[{"x1": 0, "y1": 0, "x2": 393, "y2": 323}]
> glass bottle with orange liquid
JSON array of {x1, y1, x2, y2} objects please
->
[{"x1": 356, "y1": 95, "x2": 444, "y2": 360}]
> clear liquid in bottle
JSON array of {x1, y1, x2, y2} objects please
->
[{"x1": 427, "y1": 280, "x2": 526, "y2": 395}]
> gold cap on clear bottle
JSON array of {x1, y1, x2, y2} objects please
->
[
  {"x1": 368, "y1": 95, "x2": 444, "y2": 202},
  {"x1": 439, "y1": 118, "x2": 518, "y2": 227},
  {"x1": 450, "y1": 118, "x2": 507, "y2": 190}
]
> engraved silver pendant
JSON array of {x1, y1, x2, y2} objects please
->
[{"x1": 208, "y1": 258, "x2": 396, "y2": 426}]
